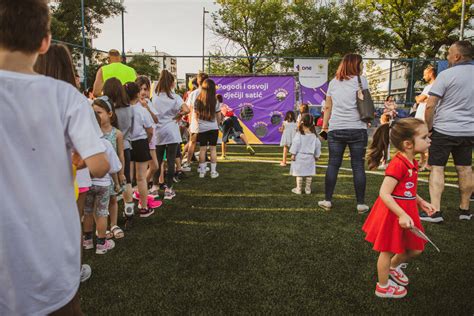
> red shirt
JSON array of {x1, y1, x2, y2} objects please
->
[{"x1": 385, "y1": 152, "x2": 419, "y2": 200}]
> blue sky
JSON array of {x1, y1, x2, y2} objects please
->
[{"x1": 94, "y1": 0, "x2": 222, "y2": 79}]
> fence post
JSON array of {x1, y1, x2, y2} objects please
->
[
  {"x1": 388, "y1": 59, "x2": 393, "y2": 96},
  {"x1": 80, "y1": 0, "x2": 87, "y2": 89},
  {"x1": 208, "y1": 56, "x2": 211, "y2": 73},
  {"x1": 409, "y1": 58, "x2": 415, "y2": 105}
]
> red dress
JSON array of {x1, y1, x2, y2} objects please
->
[{"x1": 362, "y1": 153, "x2": 426, "y2": 254}]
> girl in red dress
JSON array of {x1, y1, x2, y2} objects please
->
[{"x1": 364, "y1": 118, "x2": 436, "y2": 299}]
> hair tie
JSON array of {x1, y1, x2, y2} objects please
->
[{"x1": 97, "y1": 96, "x2": 113, "y2": 112}]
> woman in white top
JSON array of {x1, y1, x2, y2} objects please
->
[
  {"x1": 152, "y1": 70, "x2": 190, "y2": 199},
  {"x1": 319, "y1": 53, "x2": 370, "y2": 214}
]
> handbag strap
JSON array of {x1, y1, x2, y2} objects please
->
[{"x1": 357, "y1": 75, "x2": 363, "y2": 90}]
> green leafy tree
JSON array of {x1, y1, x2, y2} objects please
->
[
  {"x1": 211, "y1": 0, "x2": 287, "y2": 73},
  {"x1": 128, "y1": 55, "x2": 161, "y2": 80}
]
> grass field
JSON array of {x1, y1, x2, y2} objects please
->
[{"x1": 81, "y1": 145, "x2": 473, "y2": 315}]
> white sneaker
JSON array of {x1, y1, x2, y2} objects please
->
[
  {"x1": 318, "y1": 200, "x2": 332, "y2": 211},
  {"x1": 291, "y1": 188, "x2": 302, "y2": 195},
  {"x1": 305, "y1": 188, "x2": 311, "y2": 195},
  {"x1": 80, "y1": 264, "x2": 92, "y2": 282},
  {"x1": 197, "y1": 166, "x2": 210, "y2": 173},
  {"x1": 96, "y1": 239, "x2": 115, "y2": 255},
  {"x1": 210, "y1": 171, "x2": 219, "y2": 178},
  {"x1": 181, "y1": 163, "x2": 191, "y2": 172},
  {"x1": 199, "y1": 171, "x2": 206, "y2": 178},
  {"x1": 357, "y1": 204, "x2": 370, "y2": 214}
]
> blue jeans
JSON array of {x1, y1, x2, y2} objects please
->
[{"x1": 325, "y1": 129, "x2": 368, "y2": 204}]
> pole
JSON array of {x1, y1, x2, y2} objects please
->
[
  {"x1": 121, "y1": 8, "x2": 125, "y2": 63},
  {"x1": 388, "y1": 59, "x2": 393, "y2": 96},
  {"x1": 409, "y1": 59, "x2": 415, "y2": 105},
  {"x1": 460, "y1": 0, "x2": 466, "y2": 40},
  {"x1": 202, "y1": 7, "x2": 208, "y2": 71},
  {"x1": 81, "y1": 0, "x2": 87, "y2": 88}
]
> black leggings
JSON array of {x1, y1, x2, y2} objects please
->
[{"x1": 153, "y1": 143, "x2": 179, "y2": 188}]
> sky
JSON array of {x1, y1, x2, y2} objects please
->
[{"x1": 94, "y1": 0, "x2": 222, "y2": 79}]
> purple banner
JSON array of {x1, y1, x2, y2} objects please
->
[
  {"x1": 211, "y1": 75, "x2": 296, "y2": 145},
  {"x1": 300, "y1": 82, "x2": 328, "y2": 105}
]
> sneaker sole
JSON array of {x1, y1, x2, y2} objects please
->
[
  {"x1": 140, "y1": 210, "x2": 155, "y2": 218},
  {"x1": 318, "y1": 205, "x2": 332, "y2": 211},
  {"x1": 164, "y1": 195, "x2": 175, "y2": 200},
  {"x1": 83, "y1": 244, "x2": 94, "y2": 250},
  {"x1": 420, "y1": 217, "x2": 444, "y2": 223},
  {"x1": 375, "y1": 290, "x2": 407, "y2": 299},
  {"x1": 459, "y1": 214, "x2": 472, "y2": 220}
]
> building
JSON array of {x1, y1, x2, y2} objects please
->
[
  {"x1": 126, "y1": 49, "x2": 178, "y2": 78},
  {"x1": 365, "y1": 60, "x2": 409, "y2": 107}
]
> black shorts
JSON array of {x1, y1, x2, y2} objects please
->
[
  {"x1": 124, "y1": 148, "x2": 132, "y2": 183},
  {"x1": 197, "y1": 130, "x2": 218, "y2": 146},
  {"x1": 131, "y1": 139, "x2": 151, "y2": 162},
  {"x1": 428, "y1": 130, "x2": 473, "y2": 166},
  {"x1": 221, "y1": 116, "x2": 243, "y2": 143}
]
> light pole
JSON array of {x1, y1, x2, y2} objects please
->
[
  {"x1": 120, "y1": 0, "x2": 125, "y2": 63},
  {"x1": 202, "y1": 7, "x2": 209, "y2": 71},
  {"x1": 80, "y1": 0, "x2": 87, "y2": 88}
]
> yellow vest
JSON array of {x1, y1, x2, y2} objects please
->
[{"x1": 102, "y1": 62, "x2": 137, "y2": 85}]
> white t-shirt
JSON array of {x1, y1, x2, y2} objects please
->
[
  {"x1": 0, "y1": 70, "x2": 105, "y2": 315},
  {"x1": 186, "y1": 88, "x2": 201, "y2": 133},
  {"x1": 326, "y1": 76, "x2": 369, "y2": 131},
  {"x1": 415, "y1": 83, "x2": 433, "y2": 121},
  {"x1": 196, "y1": 100, "x2": 221, "y2": 133},
  {"x1": 91, "y1": 138, "x2": 122, "y2": 186},
  {"x1": 130, "y1": 102, "x2": 154, "y2": 141},
  {"x1": 429, "y1": 62, "x2": 474, "y2": 137},
  {"x1": 152, "y1": 92, "x2": 184, "y2": 145}
]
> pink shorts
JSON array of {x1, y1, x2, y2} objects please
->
[{"x1": 79, "y1": 187, "x2": 90, "y2": 194}]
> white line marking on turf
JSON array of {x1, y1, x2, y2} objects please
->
[{"x1": 229, "y1": 158, "x2": 460, "y2": 189}]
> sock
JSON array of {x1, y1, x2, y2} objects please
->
[
  {"x1": 211, "y1": 163, "x2": 217, "y2": 173},
  {"x1": 84, "y1": 232, "x2": 93, "y2": 240},
  {"x1": 305, "y1": 177, "x2": 312, "y2": 190},
  {"x1": 96, "y1": 237, "x2": 106, "y2": 245},
  {"x1": 296, "y1": 177, "x2": 303, "y2": 191},
  {"x1": 378, "y1": 282, "x2": 389, "y2": 288},
  {"x1": 199, "y1": 163, "x2": 206, "y2": 173}
]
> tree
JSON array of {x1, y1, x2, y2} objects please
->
[
  {"x1": 211, "y1": 0, "x2": 287, "y2": 73},
  {"x1": 359, "y1": 0, "x2": 473, "y2": 103},
  {"x1": 128, "y1": 55, "x2": 161, "y2": 80}
]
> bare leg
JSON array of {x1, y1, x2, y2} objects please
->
[
  {"x1": 94, "y1": 215, "x2": 108, "y2": 239},
  {"x1": 210, "y1": 146, "x2": 217, "y2": 163},
  {"x1": 429, "y1": 166, "x2": 445, "y2": 212},
  {"x1": 282, "y1": 146, "x2": 288, "y2": 164},
  {"x1": 108, "y1": 196, "x2": 118, "y2": 227},
  {"x1": 199, "y1": 146, "x2": 207, "y2": 164},
  {"x1": 240, "y1": 134, "x2": 250, "y2": 146},
  {"x1": 146, "y1": 149, "x2": 158, "y2": 184},
  {"x1": 159, "y1": 161, "x2": 165, "y2": 184},
  {"x1": 377, "y1": 251, "x2": 393, "y2": 285},
  {"x1": 391, "y1": 250, "x2": 422, "y2": 268},
  {"x1": 456, "y1": 165, "x2": 472, "y2": 210},
  {"x1": 135, "y1": 162, "x2": 149, "y2": 208},
  {"x1": 187, "y1": 138, "x2": 197, "y2": 164},
  {"x1": 221, "y1": 142, "x2": 226, "y2": 157}
]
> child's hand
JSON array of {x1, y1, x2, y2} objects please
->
[
  {"x1": 278, "y1": 126, "x2": 284, "y2": 133},
  {"x1": 139, "y1": 99, "x2": 149, "y2": 109},
  {"x1": 314, "y1": 156, "x2": 319, "y2": 161},
  {"x1": 115, "y1": 184, "x2": 121, "y2": 193},
  {"x1": 72, "y1": 151, "x2": 85, "y2": 169},
  {"x1": 398, "y1": 213, "x2": 414, "y2": 229},
  {"x1": 119, "y1": 174, "x2": 126, "y2": 185},
  {"x1": 291, "y1": 155, "x2": 296, "y2": 161},
  {"x1": 419, "y1": 200, "x2": 437, "y2": 216}
]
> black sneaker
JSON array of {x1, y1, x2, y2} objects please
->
[
  {"x1": 459, "y1": 209, "x2": 472, "y2": 221},
  {"x1": 419, "y1": 211, "x2": 444, "y2": 223}
]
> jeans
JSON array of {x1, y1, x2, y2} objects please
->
[
  {"x1": 325, "y1": 129, "x2": 368, "y2": 204},
  {"x1": 154, "y1": 143, "x2": 179, "y2": 188}
]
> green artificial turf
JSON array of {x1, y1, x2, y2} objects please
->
[{"x1": 81, "y1": 145, "x2": 473, "y2": 314}]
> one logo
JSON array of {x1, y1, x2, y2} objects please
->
[
  {"x1": 405, "y1": 182, "x2": 414, "y2": 189},
  {"x1": 274, "y1": 88, "x2": 288, "y2": 101},
  {"x1": 295, "y1": 65, "x2": 312, "y2": 71},
  {"x1": 404, "y1": 191, "x2": 413, "y2": 198}
]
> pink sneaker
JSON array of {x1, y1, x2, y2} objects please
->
[
  {"x1": 389, "y1": 264, "x2": 409, "y2": 286},
  {"x1": 95, "y1": 239, "x2": 115, "y2": 255},
  {"x1": 138, "y1": 196, "x2": 162, "y2": 209},
  {"x1": 83, "y1": 238, "x2": 93, "y2": 250},
  {"x1": 375, "y1": 280, "x2": 407, "y2": 298}
]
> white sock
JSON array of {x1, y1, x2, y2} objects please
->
[
  {"x1": 211, "y1": 163, "x2": 217, "y2": 173},
  {"x1": 199, "y1": 163, "x2": 206, "y2": 172},
  {"x1": 296, "y1": 177, "x2": 303, "y2": 190}
]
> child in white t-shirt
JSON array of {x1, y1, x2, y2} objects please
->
[
  {"x1": 0, "y1": 1, "x2": 109, "y2": 313},
  {"x1": 124, "y1": 82, "x2": 156, "y2": 218},
  {"x1": 83, "y1": 112, "x2": 122, "y2": 255}
]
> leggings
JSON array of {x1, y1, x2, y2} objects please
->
[{"x1": 153, "y1": 143, "x2": 179, "y2": 188}]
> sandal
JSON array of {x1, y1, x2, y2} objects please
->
[
  {"x1": 97, "y1": 230, "x2": 113, "y2": 239},
  {"x1": 111, "y1": 225, "x2": 124, "y2": 239}
]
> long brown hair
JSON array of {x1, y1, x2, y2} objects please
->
[
  {"x1": 335, "y1": 53, "x2": 363, "y2": 81},
  {"x1": 367, "y1": 118, "x2": 425, "y2": 170},
  {"x1": 195, "y1": 79, "x2": 217, "y2": 122},
  {"x1": 103, "y1": 78, "x2": 129, "y2": 108},
  {"x1": 298, "y1": 113, "x2": 316, "y2": 135},
  {"x1": 34, "y1": 44, "x2": 76, "y2": 87},
  {"x1": 155, "y1": 69, "x2": 175, "y2": 99}
]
